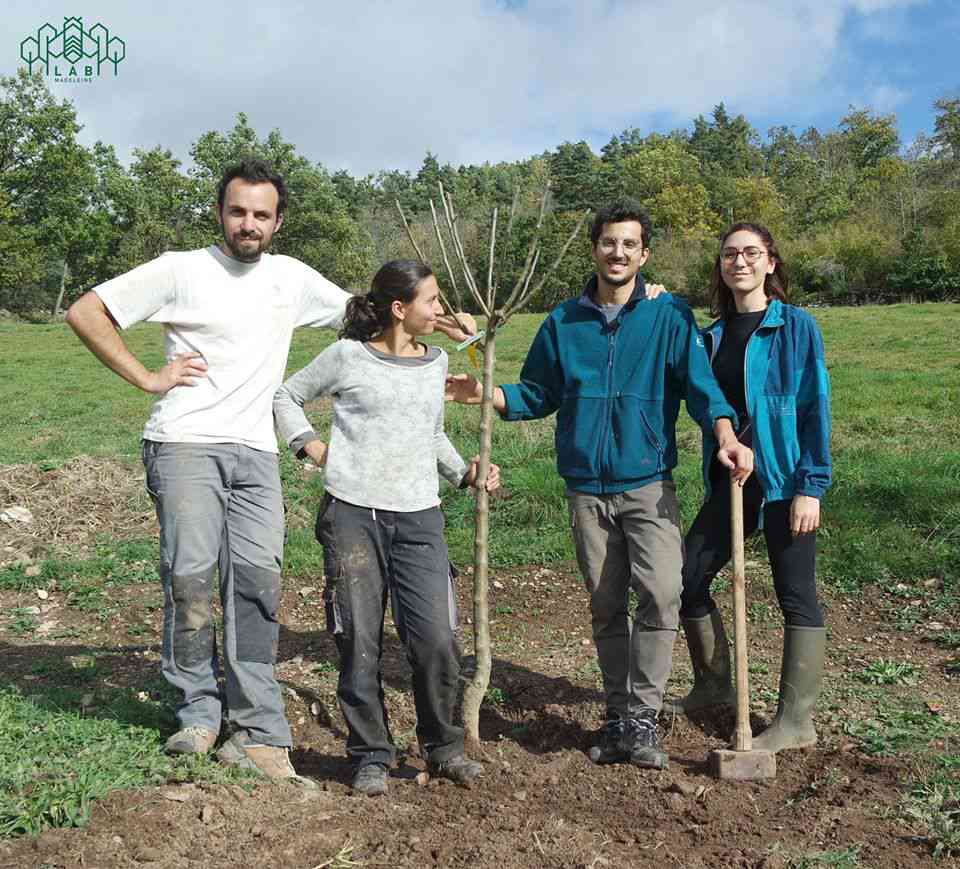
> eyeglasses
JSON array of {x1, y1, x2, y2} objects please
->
[
  {"x1": 721, "y1": 246, "x2": 766, "y2": 264},
  {"x1": 598, "y1": 237, "x2": 645, "y2": 255}
]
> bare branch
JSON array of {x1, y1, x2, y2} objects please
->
[
  {"x1": 397, "y1": 197, "x2": 472, "y2": 335},
  {"x1": 504, "y1": 210, "x2": 590, "y2": 323},
  {"x1": 428, "y1": 198, "x2": 462, "y2": 306},
  {"x1": 394, "y1": 199, "x2": 427, "y2": 263},
  {"x1": 499, "y1": 183, "x2": 552, "y2": 315},
  {"x1": 439, "y1": 184, "x2": 486, "y2": 312},
  {"x1": 486, "y1": 207, "x2": 498, "y2": 312},
  {"x1": 516, "y1": 246, "x2": 541, "y2": 307}
]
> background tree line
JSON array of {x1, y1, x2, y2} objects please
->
[{"x1": 2, "y1": 68, "x2": 960, "y2": 318}]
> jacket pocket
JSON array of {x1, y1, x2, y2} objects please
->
[
  {"x1": 753, "y1": 395, "x2": 800, "y2": 493},
  {"x1": 606, "y1": 398, "x2": 665, "y2": 479},
  {"x1": 554, "y1": 395, "x2": 607, "y2": 479}
]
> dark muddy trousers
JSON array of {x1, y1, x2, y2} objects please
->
[
  {"x1": 142, "y1": 441, "x2": 291, "y2": 746},
  {"x1": 316, "y1": 495, "x2": 463, "y2": 768},
  {"x1": 680, "y1": 456, "x2": 824, "y2": 627}
]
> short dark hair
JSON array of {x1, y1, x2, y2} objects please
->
[
  {"x1": 709, "y1": 222, "x2": 789, "y2": 319},
  {"x1": 217, "y1": 158, "x2": 288, "y2": 217},
  {"x1": 590, "y1": 199, "x2": 653, "y2": 248},
  {"x1": 339, "y1": 260, "x2": 434, "y2": 342}
]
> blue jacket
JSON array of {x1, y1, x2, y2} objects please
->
[
  {"x1": 500, "y1": 278, "x2": 736, "y2": 494},
  {"x1": 701, "y1": 299, "x2": 832, "y2": 502}
]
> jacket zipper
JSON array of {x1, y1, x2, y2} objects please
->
[
  {"x1": 639, "y1": 411, "x2": 663, "y2": 469},
  {"x1": 596, "y1": 322, "x2": 617, "y2": 491},
  {"x1": 741, "y1": 317, "x2": 769, "y2": 508}
]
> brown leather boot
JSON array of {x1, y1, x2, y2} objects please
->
[{"x1": 217, "y1": 732, "x2": 317, "y2": 788}]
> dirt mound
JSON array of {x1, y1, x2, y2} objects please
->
[{"x1": 0, "y1": 457, "x2": 155, "y2": 559}]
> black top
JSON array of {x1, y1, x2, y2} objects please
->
[{"x1": 712, "y1": 309, "x2": 765, "y2": 441}]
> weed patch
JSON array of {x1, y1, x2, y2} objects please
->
[
  {"x1": 0, "y1": 686, "x2": 254, "y2": 838},
  {"x1": 900, "y1": 755, "x2": 960, "y2": 859},
  {"x1": 842, "y1": 702, "x2": 957, "y2": 756}
]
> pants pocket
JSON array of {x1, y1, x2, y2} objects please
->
[
  {"x1": 324, "y1": 582, "x2": 344, "y2": 636},
  {"x1": 447, "y1": 562, "x2": 459, "y2": 632}
]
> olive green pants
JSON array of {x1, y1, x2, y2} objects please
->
[{"x1": 567, "y1": 480, "x2": 682, "y2": 719}]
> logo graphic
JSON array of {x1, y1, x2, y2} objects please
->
[{"x1": 20, "y1": 16, "x2": 125, "y2": 81}]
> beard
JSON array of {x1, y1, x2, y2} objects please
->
[
  {"x1": 601, "y1": 263, "x2": 635, "y2": 287},
  {"x1": 223, "y1": 230, "x2": 268, "y2": 263}
]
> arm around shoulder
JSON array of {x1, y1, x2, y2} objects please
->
[{"x1": 292, "y1": 259, "x2": 351, "y2": 329}]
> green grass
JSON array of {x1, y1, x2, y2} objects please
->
[
  {"x1": 901, "y1": 755, "x2": 960, "y2": 859},
  {"x1": 854, "y1": 659, "x2": 921, "y2": 686},
  {"x1": 1, "y1": 303, "x2": 959, "y2": 839},
  {"x1": 0, "y1": 686, "x2": 254, "y2": 837},
  {"x1": 841, "y1": 700, "x2": 959, "y2": 756},
  {"x1": 2, "y1": 305, "x2": 959, "y2": 596},
  {"x1": 784, "y1": 847, "x2": 861, "y2": 868}
]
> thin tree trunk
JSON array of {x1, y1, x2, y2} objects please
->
[
  {"x1": 50, "y1": 260, "x2": 68, "y2": 322},
  {"x1": 462, "y1": 320, "x2": 498, "y2": 752}
]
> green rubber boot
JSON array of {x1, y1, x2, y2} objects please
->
[
  {"x1": 752, "y1": 625, "x2": 826, "y2": 753},
  {"x1": 662, "y1": 611, "x2": 735, "y2": 715}
]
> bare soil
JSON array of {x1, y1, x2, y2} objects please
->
[{"x1": 0, "y1": 461, "x2": 957, "y2": 868}]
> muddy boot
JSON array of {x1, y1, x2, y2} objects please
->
[
  {"x1": 427, "y1": 755, "x2": 484, "y2": 785},
  {"x1": 217, "y1": 731, "x2": 318, "y2": 788},
  {"x1": 621, "y1": 707, "x2": 668, "y2": 770},
  {"x1": 663, "y1": 611, "x2": 735, "y2": 715},
  {"x1": 164, "y1": 726, "x2": 218, "y2": 756},
  {"x1": 753, "y1": 625, "x2": 826, "y2": 753}
]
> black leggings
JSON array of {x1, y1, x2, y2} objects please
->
[{"x1": 680, "y1": 457, "x2": 824, "y2": 627}]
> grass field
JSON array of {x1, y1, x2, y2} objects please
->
[
  {"x1": 3, "y1": 303, "x2": 958, "y2": 595},
  {"x1": 1, "y1": 303, "x2": 959, "y2": 856}
]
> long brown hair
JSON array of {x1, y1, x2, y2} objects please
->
[{"x1": 709, "y1": 222, "x2": 789, "y2": 319}]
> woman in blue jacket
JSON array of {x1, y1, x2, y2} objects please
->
[{"x1": 666, "y1": 222, "x2": 832, "y2": 754}]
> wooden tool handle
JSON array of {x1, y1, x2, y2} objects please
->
[{"x1": 731, "y1": 478, "x2": 752, "y2": 751}]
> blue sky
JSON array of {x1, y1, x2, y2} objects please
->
[{"x1": 5, "y1": 1, "x2": 958, "y2": 175}]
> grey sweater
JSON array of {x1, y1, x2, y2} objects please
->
[{"x1": 273, "y1": 340, "x2": 469, "y2": 511}]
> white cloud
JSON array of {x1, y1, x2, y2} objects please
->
[
  {"x1": 4, "y1": 0, "x2": 928, "y2": 173},
  {"x1": 868, "y1": 84, "x2": 911, "y2": 111}
]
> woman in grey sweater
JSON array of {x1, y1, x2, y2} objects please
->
[{"x1": 274, "y1": 260, "x2": 499, "y2": 796}]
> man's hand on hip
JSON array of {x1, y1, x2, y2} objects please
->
[{"x1": 147, "y1": 352, "x2": 209, "y2": 394}]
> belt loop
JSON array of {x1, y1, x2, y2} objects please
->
[{"x1": 372, "y1": 507, "x2": 377, "y2": 522}]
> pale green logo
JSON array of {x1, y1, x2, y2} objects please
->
[{"x1": 20, "y1": 16, "x2": 125, "y2": 80}]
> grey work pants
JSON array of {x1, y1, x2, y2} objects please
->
[
  {"x1": 142, "y1": 441, "x2": 291, "y2": 746},
  {"x1": 316, "y1": 495, "x2": 463, "y2": 768},
  {"x1": 567, "y1": 480, "x2": 683, "y2": 719}
]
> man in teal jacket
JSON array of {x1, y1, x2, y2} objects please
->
[{"x1": 447, "y1": 200, "x2": 753, "y2": 769}]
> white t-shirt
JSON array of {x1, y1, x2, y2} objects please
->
[{"x1": 95, "y1": 245, "x2": 350, "y2": 452}]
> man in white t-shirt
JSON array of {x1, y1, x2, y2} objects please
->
[{"x1": 66, "y1": 159, "x2": 474, "y2": 785}]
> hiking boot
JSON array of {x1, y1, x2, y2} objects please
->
[
  {"x1": 351, "y1": 763, "x2": 389, "y2": 796},
  {"x1": 752, "y1": 626, "x2": 826, "y2": 754},
  {"x1": 164, "y1": 726, "x2": 218, "y2": 756},
  {"x1": 663, "y1": 611, "x2": 735, "y2": 715},
  {"x1": 427, "y1": 754, "x2": 483, "y2": 785},
  {"x1": 588, "y1": 719, "x2": 627, "y2": 765},
  {"x1": 216, "y1": 731, "x2": 317, "y2": 788},
  {"x1": 621, "y1": 709, "x2": 668, "y2": 769}
]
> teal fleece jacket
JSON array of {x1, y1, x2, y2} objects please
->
[
  {"x1": 500, "y1": 277, "x2": 736, "y2": 494},
  {"x1": 701, "y1": 299, "x2": 832, "y2": 502}
]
